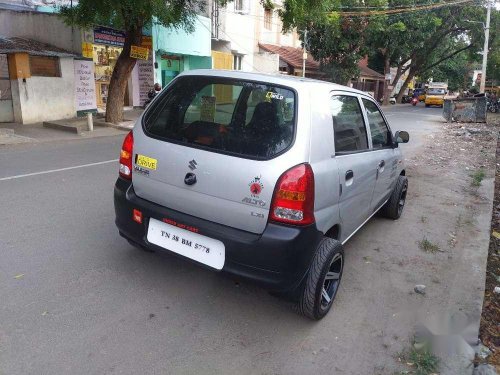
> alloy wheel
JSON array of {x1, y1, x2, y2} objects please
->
[
  {"x1": 321, "y1": 252, "x2": 343, "y2": 308},
  {"x1": 398, "y1": 180, "x2": 408, "y2": 216}
]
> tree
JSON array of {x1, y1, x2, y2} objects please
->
[
  {"x1": 420, "y1": 44, "x2": 476, "y2": 92},
  {"x1": 391, "y1": 4, "x2": 484, "y2": 102},
  {"x1": 279, "y1": 0, "x2": 387, "y2": 85},
  {"x1": 366, "y1": 1, "x2": 485, "y2": 103},
  {"x1": 280, "y1": 0, "x2": 485, "y2": 102},
  {"x1": 486, "y1": 8, "x2": 499, "y2": 86},
  {"x1": 60, "y1": 0, "x2": 204, "y2": 123}
]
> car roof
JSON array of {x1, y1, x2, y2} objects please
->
[{"x1": 177, "y1": 69, "x2": 366, "y2": 96}]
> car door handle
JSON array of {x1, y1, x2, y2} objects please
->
[{"x1": 345, "y1": 170, "x2": 354, "y2": 186}]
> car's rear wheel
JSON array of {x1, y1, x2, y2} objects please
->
[
  {"x1": 297, "y1": 238, "x2": 343, "y2": 320},
  {"x1": 381, "y1": 175, "x2": 408, "y2": 220}
]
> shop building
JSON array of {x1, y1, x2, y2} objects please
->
[
  {"x1": 0, "y1": 5, "x2": 215, "y2": 118},
  {"x1": 81, "y1": 26, "x2": 135, "y2": 108},
  {"x1": 0, "y1": 37, "x2": 79, "y2": 124},
  {"x1": 127, "y1": 15, "x2": 212, "y2": 107},
  {"x1": 152, "y1": 15, "x2": 212, "y2": 87}
]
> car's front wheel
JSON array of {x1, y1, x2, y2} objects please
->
[
  {"x1": 297, "y1": 238, "x2": 344, "y2": 320},
  {"x1": 381, "y1": 175, "x2": 408, "y2": 220}
]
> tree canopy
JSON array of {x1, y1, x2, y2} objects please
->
[
  {"x1": 279, "y1": 0, "x2": 489, "y2": 100},
  {"x1": 486, "y1": 8, "x2": 499, "y2": 86}
]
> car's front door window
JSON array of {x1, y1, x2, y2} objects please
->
[{"x1": 362, "y1": 99, "x2": 392, "y2": 149}]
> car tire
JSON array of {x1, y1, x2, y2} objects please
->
[
  {"x1": 380, "y1": 175, "x2": 408, "y2": 220},
  {"x1": 425, "y1": 104, "x2": 430, "y2": 107},
  {"x1": 127, "y1": 238, "x2": 155, "y2": 252},
  {"x1": 297, "y1": 238, "x2": 344, "y2": 320}
]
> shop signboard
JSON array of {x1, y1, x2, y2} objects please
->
[
  {"x1": 130, "y1": 45, "x2": 149, "y2": 60},
  {"x1": 141, "y1": 36, "x2": 153, "y2": 49},
  {"x1": 74, "y1": 58, "x2": 97, "y2": 116},
  {"x1": 94, "y1": 26, "x2": 125, "y2": 47},
  {"x1": 137, "y1": 52, "x2": 155, "y2": 106},
  {"x1": 82, "y1": 42, "x2": 93, "y2": 59}
]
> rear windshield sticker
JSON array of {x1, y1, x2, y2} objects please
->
[
  {"x1": 200, "y1": 96, "x2": 216, "y2": 122},
  {"x1": 265, "y1": 92, "x2": 284, "y2": 101}
]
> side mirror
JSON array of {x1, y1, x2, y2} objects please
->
[{"x1": 394, "y1": 130, "x2": 409, "y2": 145}]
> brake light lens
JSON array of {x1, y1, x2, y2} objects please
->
[
  {"x1": 119, "y1": 131, "x2": 133, "y2": 179},
  {"x1": 269, "y1": 164, "x2": 315, "y2": 225}
]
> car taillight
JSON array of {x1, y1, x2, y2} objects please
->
[
  {"x1": 269, "y1": 163, "x2": 315, "y2": 225},
  {"x1": 119, "y1": 131, "x2": 133, "y2": 179}
]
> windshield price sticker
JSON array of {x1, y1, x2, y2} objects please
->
[{"x1": 147, "y1": 218, "x2": 225, "y2": 270}]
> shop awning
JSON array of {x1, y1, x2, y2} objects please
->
[
  {"x1": 258, "y1": 43, "x2": 320, "y2": 71},
  {"x1": 0, "y1": 36, "x2": 79, "y2": 57},
  {"x1": 259, "y1": 43, "x2": 385, "y2": 81}
]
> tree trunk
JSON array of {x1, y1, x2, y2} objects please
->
[
  {"x1": 390, "y1": 66, "x2": 404, "y2": 103},
  {"x1": 396, "y1": 67, "x2": 416, "y2": 103},
  {"x1": 382, "y1": 56, "x2": 390, "y2": 106},
  {"x1": 105, "y1": 27, "x2": 142, "y2": 124}
]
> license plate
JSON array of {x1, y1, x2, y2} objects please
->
[
  {"x1": 136, "y1": 154, "x2": 157, "y2": 170},
  {"x1": 147, "y1": 218, "x2": 225, "y2": 270}
]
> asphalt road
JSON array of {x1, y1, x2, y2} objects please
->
[{"x1": 1, "y1": 105, "x2": 482, "y2": 374}]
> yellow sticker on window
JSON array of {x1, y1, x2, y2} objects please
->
[{"x1": 136, "y1": 154, "x2": 157, "y2": 170}]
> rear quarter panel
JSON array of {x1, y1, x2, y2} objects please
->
[{"x1": 308, "y1": 85, "x2": 341, "y2": 236}]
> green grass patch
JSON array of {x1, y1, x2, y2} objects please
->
[
  {"x1": 418, "y1": 237, "x2": 440, "y2": 253},
  {"x1": 471, "y1": 169, "x2": 486, "y2": 187},
  {"x1": 398, "y1": 342, "x2": 440, "y2": 375}
]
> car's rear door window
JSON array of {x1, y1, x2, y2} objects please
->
[
  {"x1": 330, "y1": 95, "x2": 368, "y2": 153},
  {"x1": 144, "y1": 76, "x2": 296, "y2": 159}
]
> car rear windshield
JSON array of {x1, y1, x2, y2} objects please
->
[{"x1": 143, "y1": 76, "x2": 296, "y2": 159}]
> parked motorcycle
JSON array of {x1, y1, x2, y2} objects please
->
[
  {"x1": 402, "y1": 95, "x2": 412, "y2": 104},
  {"x1": 143, "y1": 89, "x2": 157, "y2": 109},
  {"x1": 487, "y1": 99, "x2": 499, "y2": 113}
]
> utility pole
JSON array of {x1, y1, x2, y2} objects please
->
[
  {"x1": 302, "y1": 30, "x2": 308, "y2": 78},
  {"x1": 480, "y1": 1, "x2": 491, "y2": 93}
]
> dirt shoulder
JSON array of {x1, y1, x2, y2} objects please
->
[
  {"x1": 362, "y1": 113, "x2": 498, "y2": 375},
  {"x1": 476, "y1": 113, "x2": 500, "y2": 372}
]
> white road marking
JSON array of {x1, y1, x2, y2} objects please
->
[{"x1": 0, "y1": 159, "x2": 118, "y2": 181}]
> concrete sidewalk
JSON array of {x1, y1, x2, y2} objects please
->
[{"x1": 0, "y1": 108, "x2": 141, "y2": 146}]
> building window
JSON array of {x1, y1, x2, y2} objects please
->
[
  {"x1": 264, "y1": 8, "x2": 272, "y2": 30},
  {"x1": 30, "y1": 56, "x2": 61, "y2": 77},
  {"x1": 233, "y1": 55, "x2": 242, "y2": 70},
  {"x1": 234, "y1": 0, "x2": 246, "y2": 13}
]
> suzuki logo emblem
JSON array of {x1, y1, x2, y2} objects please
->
[{"x1": 188, "y1": 159, "x2": 197, "y2": 171}]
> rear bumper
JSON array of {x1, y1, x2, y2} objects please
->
[
  {"x1": 425, "y1": 98, "x2": 444, "y2": 106},
  {"x1": 114, "y1": 178, "x2": 323, "y2": 293}
]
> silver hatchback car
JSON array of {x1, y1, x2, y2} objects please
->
[{"x1": 114, "y1": 70, "x2": 409, "y2": 320}]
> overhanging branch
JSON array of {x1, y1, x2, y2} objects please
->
[{"x1": 419, "y1": 44, "x2": 474, "y2": 74}]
